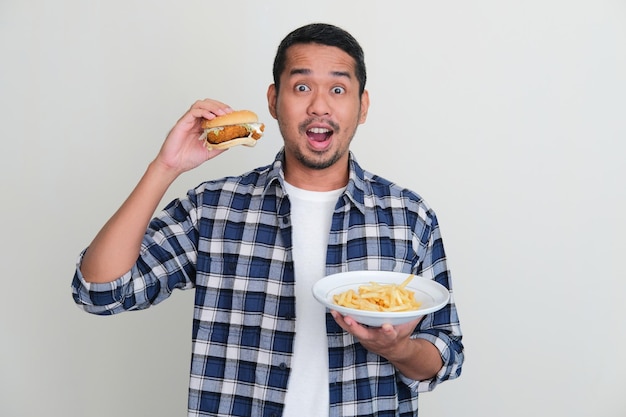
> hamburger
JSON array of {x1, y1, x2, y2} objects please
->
[{"x1": 198, "y1": 110, "x2": 265, "y2": 150}]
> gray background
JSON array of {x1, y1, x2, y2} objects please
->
[{"x1": 1, "y1": 1, "x2": 625, "y2": 416}]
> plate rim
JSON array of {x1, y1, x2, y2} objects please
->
[{"x1": 312, "y1": 270, "x2": 450, "y2": 319}]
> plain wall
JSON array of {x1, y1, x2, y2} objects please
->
[{"x1": 1, "y1": 1, "x2": 625, "y2": 416}]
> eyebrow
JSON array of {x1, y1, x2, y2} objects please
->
[{"x1": 289, "y1": 68, "x2": 352, "y2": 80}]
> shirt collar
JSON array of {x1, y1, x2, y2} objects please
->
[{"x1": 263, "y1": 148, "x2": 368, "y2": 214}]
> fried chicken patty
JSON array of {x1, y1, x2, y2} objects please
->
[{"x1": 206, "y1": 125, "x2": 264, "y2": 144}]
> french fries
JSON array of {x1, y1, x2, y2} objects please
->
[{"x1": 333, "y1": 274, "x2": 422, "y2": 312}]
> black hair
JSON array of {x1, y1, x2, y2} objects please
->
[{"x1": 272, "y1": 23, "x2": 367, "y2": 95}]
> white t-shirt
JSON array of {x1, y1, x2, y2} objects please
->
[{"x1": 281, "y1": 182, "x2": 345, "y2": 417}]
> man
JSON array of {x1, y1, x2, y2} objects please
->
[{"x1": 72, "y1": 23, "x2": 464, "y2": 417}]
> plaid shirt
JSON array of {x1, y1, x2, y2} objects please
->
[{"x1": 72, "y1": 149, "x2": 463, "y2": 417}]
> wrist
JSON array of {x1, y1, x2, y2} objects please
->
[
  {"x1": 386, "y1": 338, "x2": 443, "y2": 381},
  {"x1": 148, "y1": 158, "x2": 184, "y2": 184},
  {"x1": 383, "y1": 336, "x2": 416, "y2": 363}
]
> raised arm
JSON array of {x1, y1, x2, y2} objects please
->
[{"x1": 80, "y1": 99, "x2": 232, "y2": 283}]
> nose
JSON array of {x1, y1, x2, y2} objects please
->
[{"x1": 307, "y1": 91, "x2": 331, "y2": 117}]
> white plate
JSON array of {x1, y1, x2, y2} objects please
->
[{"x1": 312, "y1": 271, "x2": 450, "y2": 327}]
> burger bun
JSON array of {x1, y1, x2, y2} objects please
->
[{"x1": 199, "y1": 110, "x2": 265, "y2": 150}]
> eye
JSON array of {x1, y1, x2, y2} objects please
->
[
  {"x1": 295, "y1": 84, "x2": 310, "y2": 92},
  {"x1": 331, "y1": 86, "x2": 346, "y2": 95}
]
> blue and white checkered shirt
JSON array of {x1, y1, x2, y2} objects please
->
[{"x1": 72, "y1": 149, "x2": 464, "y2": 417}]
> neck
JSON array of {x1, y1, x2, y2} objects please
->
[{"x1": 283, "y1": 158, "x2": 349, "y2": 191}]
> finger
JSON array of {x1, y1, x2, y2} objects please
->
[
  {"x1": 331, "y1": 311, "x2": 373, "y2": 339},
  {"x1": 189, "y1": 99, "x2": 233, "y2": 121},
  {"x1": 381, "y1": 323, "x2": 393, "y2": 330},
  {"x1": 381, "y1": 323, "x2": 396, "y2": 336},
  {"x1": 330, "y1": 310, "x2": 354, "y2": 332}
]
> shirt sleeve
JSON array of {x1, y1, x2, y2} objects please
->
[
  {"x1": 71, "y1": 190, "x2": 201, "y2": 315},
  {"x1": 403, "y1": 211, "x2": 464, "y2": 392}
]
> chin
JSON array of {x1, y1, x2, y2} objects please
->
[{"x1": 298, "y1": 149, "x2": 343, "y2": 170}]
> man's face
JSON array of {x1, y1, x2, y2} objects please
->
[{"x1": 268, "y1": 43, "x2": 369, "y2": 186}]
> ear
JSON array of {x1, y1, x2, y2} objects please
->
[
  {"x1": 267, "y1": 84, "x2": 278, "y2": 120},
  {"x1": 358, "y1": 89, "x2": 370, "y2": 124}
]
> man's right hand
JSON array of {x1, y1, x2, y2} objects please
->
[
  {"x1": 80, "y1": 99, "x2": 233, "y2": 284},
  {"x1": 154, "y1": 98, "x2": 234, "y2": 176}
]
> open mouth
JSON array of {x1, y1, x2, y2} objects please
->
[{"x1": 306, "y1": 127, "x2": 333, "y2": 142}]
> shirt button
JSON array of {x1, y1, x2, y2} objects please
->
[{"x1": 279, "y1": 362, "x2": 287, "y2": 370}]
